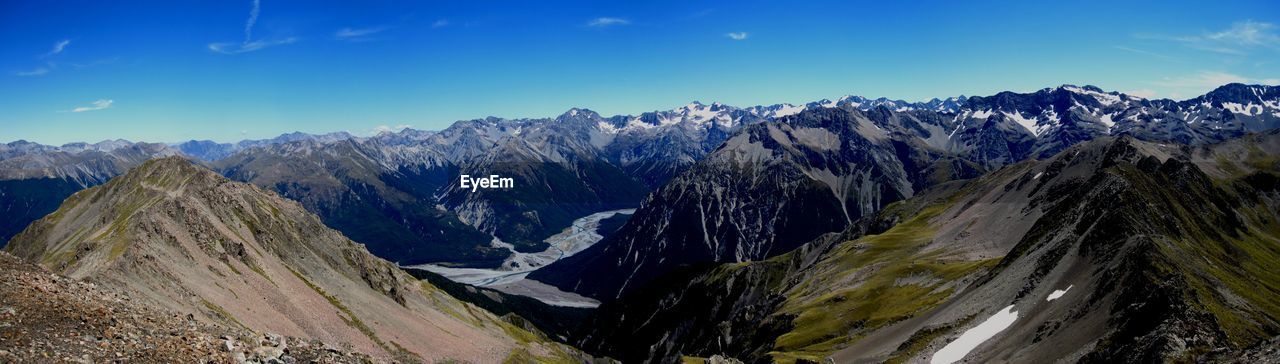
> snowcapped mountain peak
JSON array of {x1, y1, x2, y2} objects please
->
[
  {"x1": 557, "y1": 108, "x2": 604, "y2": 122},
  {"x1": 676, "y1": 102, "x2": 700, "y2": 112}
]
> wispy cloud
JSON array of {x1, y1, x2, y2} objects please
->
[
  {"x1": 15, "y1": 66, "x2": 51, "y2": 77},
  {"x1": 335, "y1": 26, "x2": 389, "y2": 41},
  {"x1": 586, "y1": 17, "x2": 629, "y2": 27},
  {"x1": 1143, "y1": 71, "x2": 1280, "y2": 99},
  {"x1": 42, "y1": 39, "x2": 71, "y2": 58},
  {"x1": 726, "y1": 32, "x2": 749, "y2": 41},
  {"x1": 1149, "y1": 20, "x2": 1280, "y2": 55},
  {"x1": 67, "y1": 99, "x2": 114, "y2": 113},
  {"x1": 209, "y1": 38, "x2": 298, "y2": 54},
  {"x1": 208, "y1": 0, "x2": 295, "y2": 54},
  {"x1": 1112, "y1": 45, "x2": 1179, "y2": 62},
  {"x1": 1151, "y1": 71, "x2": 1250, "y2": 89},
  {"x1": 15, "y1": 40, "x2": 72, "y2": 76},
  {"x1": 244, "y1": 0, "x2": 261, "y2": 41},
  {"x1": 432, "y1": 19, "x2": 451, "y2": 28}
]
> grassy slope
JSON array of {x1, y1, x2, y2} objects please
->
[{"x1": 768, "y1": 196, "x2": 998, "y2": 363}]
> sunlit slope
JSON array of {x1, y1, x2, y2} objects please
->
[{"x1": 5, "y1": 156, "x2": 584, "y2": 362}]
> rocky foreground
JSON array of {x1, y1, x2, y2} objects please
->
[{"x1": 0, "y1": 251, "x2": 375, "y2": 363}]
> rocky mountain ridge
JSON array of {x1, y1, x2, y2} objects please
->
[
  {"x1": 3, "y1": 156, "x2": 586, "y2": 362},
  {"x1": 563, "y1": 131, "x2": 1280, "y2": 363}
]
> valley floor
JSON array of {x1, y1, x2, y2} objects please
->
[{"x1": 407, "y1": 209, "x2": 633, "y2": 308}]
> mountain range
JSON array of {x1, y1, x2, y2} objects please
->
[
  {"x1": 530, "y1": 83, "x2": 1280, "y2": 301},
  {"x1": 2, "y1": 82, "x2": 1279, "y2": 362},
  {"x1": 566, "y1": 131, "x2": 1280, "y2": 363},
  {"x1": 9, "y1": 84, "x2": 1277, "y2": 269}
]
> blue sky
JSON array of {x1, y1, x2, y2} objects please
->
[{"x1": 2, "y1": 0, "x2": 1279, "y2": 145}]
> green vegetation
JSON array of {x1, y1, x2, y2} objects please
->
[
  {"x1": 1245, "y1": 143, "x2": 1280, "y2": 172},
  {"x1": 201, "y1": 298, "x2": 247, "y2": 330},
  {"x1": 883, "y1": 315, "x2": 975, "y2": 364},
  {"x1": 413, "y1": 279, "x2": 578, "y2": 363},
  {"x1": 286, "y1": 266, "x2": 402, "y2": 357},
  {"x1": 221, "y1": 259, "x2": 243, "y2": 276},
  {"x1": 247, "y1": 261, "x2": 277, "y2": 287},
  {"x1": 1105, "y1": 159, "x2": 1280, "y2": 350},
  {"x1": 770, "y1": 200, "x2": 1000, "y2": 363}
]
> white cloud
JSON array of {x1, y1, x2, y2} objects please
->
[
  {"x1": 432, "y1": 19, "x2": 451, "y2": 28},
  {"x1": 244, "y1": 0, "x2": 261, "y2": 42},
  {"x1": 335, "y1": 26, "x2": 389, "y2": 41},
  {"x1": 726, "y1": 32, "x2": 749, "y2": 40},
  {"x1": 16, "y1": 40, "x2": 70, "y2": 75},
  {"x1": 372, "y1": 124, "x2": 412, "y2": 135},
  {"x1": 15, "y1": 67, "x2": 50, "y2": 76},
  {"x1": 1151, "y1": 71, "x2": 1250, "y2": 89},
  {"x1": 1126, "y1": 89, "x2": 1158, "y2": 98},
  {"x1": 1167, "y1": 20, "x2": 1280, "y2": 55},
  {"x1": 1204, "y1": 20, "x2": 1279, "y2": 47},
  {"x1": 69, "y1": 99, "x2": 113, "y2": 113},
  {"x1": 586, "y1": 17, "x2": 629, "y2": 27},
  {"x1": 42, "y1": 39, "x2": 71, "y2": 58},
  {"x1": 208, "y1": 0, "x2": 294, "y2": 54},
  {"x1": 208, "y1": 37, "x2": 298, "y2": 54}
]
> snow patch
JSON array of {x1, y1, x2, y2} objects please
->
[
  {"x1": 1047, "y1": 285, "x2": 1073, "y2": 302},
  {"x1": 1064, "y1": 86, "x2": 1121, "y2": 106},
  {"x1": 1099, "y1": 113, "x2": 1115, "y2": 129},
  {"x1": 1003, "y1": 111, "x2": 1040, "y2": 136},
  {"x1": 931, "y1": 305, "x2": 1020, "y2": 364},
  {"x1": 773, "y1": 104, "x2": 805, "y2": 117},
  {"x1": 1223, "y1": 102, "x2": 1263, "y2": 116},
  {"x1": 597, "y1": 121, "x2": 618, "y2": 134}
]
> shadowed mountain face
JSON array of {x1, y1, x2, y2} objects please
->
[
  {"x1": 213, "y1": 114, "x2": 654, "y2": 266},
  {"x1": 562, "y1": 132, "x2": 1280, "y2": 363},
  {"x1": 214, "y1": 139, "x2": 501, "y2": 267},
  {"x1": 435, "y1": 110, "x2": 649, "y2": 252},
  {"x1": 529, "y1": 106, "x2": 985, "y2": 300},
  {"x1": 3, "y1": 157, "x2": 583, "y2": 362}
]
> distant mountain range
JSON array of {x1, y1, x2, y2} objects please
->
[
  {"x1": 174, "y1": 131, "x2": 357, "y2": 161},
  {"x1": 4, "y1": 83, "x2": 1278, "y2": 271},
  {"x1": 530, "y1": 83, "x2": 1280, "y2": 301},
  {"x1": 2, "y1": 82, "x2": 1279, "y2": 363}
]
